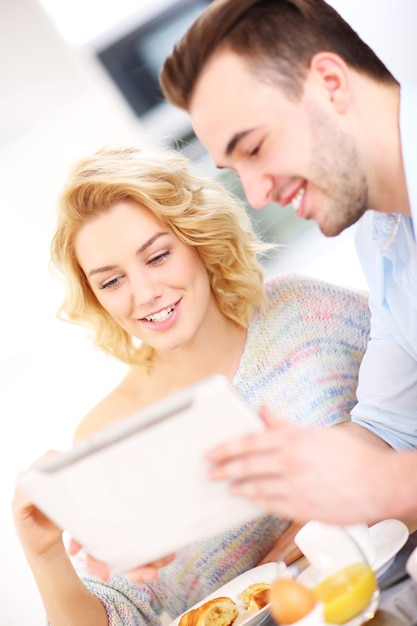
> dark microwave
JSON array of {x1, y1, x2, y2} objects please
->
[{"x1": 95, "y1": 0, "x2": 212, "y2": 119}]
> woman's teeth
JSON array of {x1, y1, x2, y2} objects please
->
[
  {"x1": 145, "y1": 304, "x2": 175, "y2": 323},
  {"x1": 291, "y1": 187, "x2": 305, "y2": 211}
]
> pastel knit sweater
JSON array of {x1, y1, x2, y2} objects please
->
[{"x1": 66, "y1": 274, "x2": 371, "y2": 626}]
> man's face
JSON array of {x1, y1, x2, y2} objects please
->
[{"x1": 189, "y1": 48, "x2": 368, "y2": 237}]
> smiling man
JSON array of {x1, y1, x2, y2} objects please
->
[
  {"x1": 188, "y1": 47, "x2": 372, "y2": 237},
  {"x1": 159, "y1": 0, "x2": 417, "y2": 524}
]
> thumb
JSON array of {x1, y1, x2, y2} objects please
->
[
  {"x1": 68, "y1": 537, "x2": 82, "y2": 556},
  {"x1": 259, "y1": 404, "x2": 279, "y2": 428}
]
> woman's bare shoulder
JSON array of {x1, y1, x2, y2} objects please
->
[{"x1": 74, "y1": 367, "x2": 149, "y2": 442}]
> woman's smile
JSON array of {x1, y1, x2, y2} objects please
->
[{"x1": 140, "y1": 299, "x2": 182, "y2": 331}]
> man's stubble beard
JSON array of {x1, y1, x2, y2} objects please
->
[{"x1": 307, "y1": 104, "x2": 369, "y2": 237}]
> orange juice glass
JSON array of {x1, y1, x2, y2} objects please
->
[
  {"x1": 291, "y1": 522, "x2": 380, "y2": 625},
  {"x1": 313, "y1": 562, "x2": 378, "y2": 624}
]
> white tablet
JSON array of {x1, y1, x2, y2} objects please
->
[{"x1": 17, "y1": 374, "x2": 264, "y2": 573}]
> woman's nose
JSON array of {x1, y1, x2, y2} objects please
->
[{"x1": 131, "y1": 272, "x2": 162, "y2": 308}]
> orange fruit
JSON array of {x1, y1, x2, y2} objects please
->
[{"x1": 270, "y1": 578, "x2": 316, "y2": 625}]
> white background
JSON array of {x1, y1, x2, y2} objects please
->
[{"x1": 1, "y1": 1, "x2": 416, "y2": 623}]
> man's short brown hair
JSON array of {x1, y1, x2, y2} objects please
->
[{"x1": 160, "y1": 0, "x2": 396, "y2": 110}]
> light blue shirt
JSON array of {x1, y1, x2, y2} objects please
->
[{"x1": 351, "y1": 84, "x2": 417, "y2": 450}]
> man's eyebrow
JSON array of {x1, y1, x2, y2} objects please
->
[
  {"x1": 88, "y1": 231, "x2": 169, "y2": 277},
  {"x1": 225, "y1": 129, "x2": 253, "y2": 156}
]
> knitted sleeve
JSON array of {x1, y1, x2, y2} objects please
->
[
  {"x1": 42, "y1": 549, "x2": 163, "y2": 626},
  {"x1": 71, "y1": 557, "x2": 162, "y2": 626}
]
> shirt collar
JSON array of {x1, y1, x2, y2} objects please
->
[{"x1": 371, "y1": 212, "x2": 402, "y2": 251}]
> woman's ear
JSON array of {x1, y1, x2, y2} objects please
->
[{"x1": 308, "y1": 52, "x2": 351, "y2": 113}]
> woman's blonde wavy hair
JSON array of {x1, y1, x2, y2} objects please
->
[{"x1": 51, "y1": 144, "x2": 273, "y2": 367}]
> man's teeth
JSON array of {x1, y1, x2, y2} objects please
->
[
  {"x1": 145, "y1": 305, "x2": 175, "y2": 322},
  {"x1": 291, "y1": 188, "x2": 305, "y2": 211}
]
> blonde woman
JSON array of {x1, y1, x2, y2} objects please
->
[{"x1": 13, "y1": 144, "x2": 370, "y2": 626}]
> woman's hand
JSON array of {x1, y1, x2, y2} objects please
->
[
  {"x1": 12, "y1": 451, "x2": 64, "y2": 558},
  {"x1": 69, "y1": 538, "x2": 176, "y2": 582},
  {"x1": 12, "y1": 486, "x2": 64, "y2": 557},
  {"x1": 12, "y1": 452, "x2": 111, "y2": 626}
]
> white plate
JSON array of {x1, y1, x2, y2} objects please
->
[
  {"x1": 170, "y1": 563, "x2": 280, "y2": 626},
  {"x1": 369, "y1": 518, "x2": 409, "y2": 575},
  {"x1": 298, "y1": 518, "x2": 409, "y2": 586}
]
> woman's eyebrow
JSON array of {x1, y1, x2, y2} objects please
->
[
  {"x1": 136, "y1": 231, "x2": 169, "y2": 255},
  {"x1": 88, "y1": 231, "x2": 169, "y2": 277}
]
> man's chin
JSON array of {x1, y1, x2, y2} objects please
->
[
  {"x1": 318, "y1": 215, "x2": 359, "y2": 238},
  {"x1": 317, "y1": 220, "x2": 345, "y2": 237}
]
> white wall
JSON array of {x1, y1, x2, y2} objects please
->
[
  {"x1": 0, "y1": 1, "x2": 142, "y2": 621},
  {"x1": 1, "y1": 1, "x2": 416, "y2": 623}
]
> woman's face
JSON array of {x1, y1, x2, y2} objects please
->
[{"x1": 75, "y1": 200, "x2": 216, "y2": 353}]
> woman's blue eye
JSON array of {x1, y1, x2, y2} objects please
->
[
  {"x1": 149, "y1": 250, "x2": 171, "y2": 265},
  {"x1": 98, "y1": 250, "x2": 171, "y2": 290},
  {"x1": 100, "y1": 277, "x2": 121, "y2": 290}
]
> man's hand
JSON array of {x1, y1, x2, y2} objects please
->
[{"x1": 205, "y1": 407, "x2": 395, "y2": 524}]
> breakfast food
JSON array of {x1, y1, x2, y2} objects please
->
[
  {"x1": 178, "y1": 580, "x2": 272, "y2": 626},
  {"x1": 269, "y1": 578, "x2": 316, "y2": 625},
  {"x1": 179, "y1": 597, "x2": 239, "y2": 626},
  {"x1": 239, "y1": 582, "x2": 271, "y2": 610}
]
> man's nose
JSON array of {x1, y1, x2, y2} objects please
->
[{"x1": 240, "y1": 172, "x2": 275, "y2": 211}]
